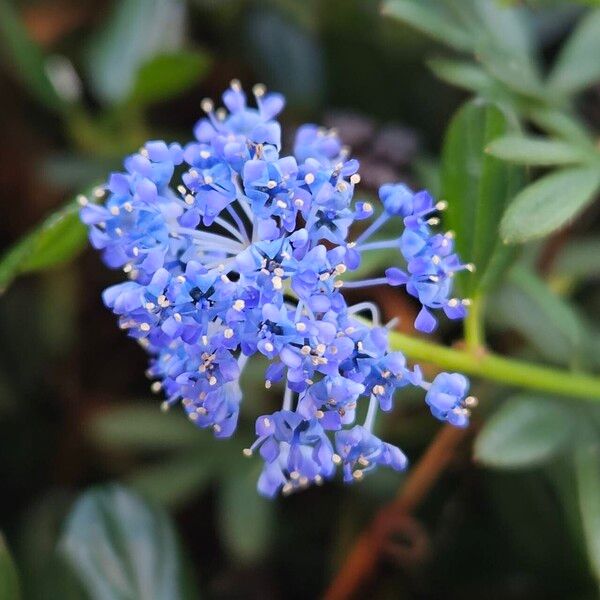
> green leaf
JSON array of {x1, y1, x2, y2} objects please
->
[
  {"x1": 382, "y1": 0, "x2": 472, "y2": 51},
  {"x1": 528, "y1": 108, "x2": 595, "y2": 148},
  {"x1": 476, "y1": 45, "x2": 545, "y2": 99},
  {"x1": 471, "y1": 1, "x2": 543, "y2": 98},
  {"x1": 0, "y1": 533, "x2": 20, "y2": 600},
  {"x1": 489, "y1": 264, "x2": 600, "y2": 369},
  {"x1": 475, "y1": 396, "x2": 573, "y2": 469},
  {"x1": 0, "y1": 197, "x2": 89, "y2": 295},
  {"x1": 504, "y1": 265, "x2": 586, "y2": 367},
  {"x1": 469, "y1": 1, "x2": 535, "y2": 61},
  {"x1": 553, "y1": 236, "x2": 600, "y2": 281},
  {"x1": 486, "y1": 135, "x2": 589, "y2": 166},
  {"x1": 87, "y1": 404, "x2": 201, "y2": 451},
  {"x1": 86, "y1": 0, "x2": 186, "y2": 105},
  {"x1": 548, "y1": 9, "x2": 600, "y2": 96},
  {"x1": 129, "y1": 51, "x2": 211, "y2": 107},
  {"x1": 219, "y1": 462, "x2": 272, "y2": 563},
  {"x1": 58, "y1": 485, "x2": 194, "y2": 600},
  {"x1": 0, "y1": 0, "x2": 63, "y2": 111},
  {"x1": 128, "y1": 451, "x2": 214, "y2": 508},
  {"x1": 427, "y1": 58, "x2": 494, "y2": 94},
  {"x1": 574, "y1": 431, "x2": 600, "y2": 585},
  {"x1": 500, "y1": 167, "x2": 600, "y2": 243},
  {"x1": 489, "y1": 283, "x2": 573, "y2": 366},
  {"x1": 442, "y1": 99, "x2": 524, "y2": 295}
]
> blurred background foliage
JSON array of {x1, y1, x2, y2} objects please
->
[{"x1": 1, "y1": 0, "x2": 600, "y2": 598}]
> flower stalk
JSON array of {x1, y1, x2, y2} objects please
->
[{"x1": 389, "y1": 330, "x2": 600, "y2": 401}]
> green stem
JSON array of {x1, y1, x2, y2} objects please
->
[
  {"x1": 389, "y1": 331, "x2": 600, "y2": 401},
  {"x1": 464, "y1": 293, "x2": 485, "y2": 353}
]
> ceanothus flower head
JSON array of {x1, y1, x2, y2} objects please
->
[{"x1": 81, "y1": 81, "x2": 475, "y2": 497}]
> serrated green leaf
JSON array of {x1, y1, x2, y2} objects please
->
[
  {"x1": 58, "y1": 485, "x2": 195, "y2": 600},
  {"x1": 475, "y1": 396, "x2": 574, "y2": 468},
  {"x1": 486, "y1": 135, "x2": 589, "y2": 166},
  {"x1": 442, "y1": 99, "x2": 524, "y2": 295},
  {"x1": 574, "y1": 431, "x2": 600, "y2": 586},
  {"x1": 86, "y1": 0, "x2": 186, "y2": 105},
  {"x1": 87, "y1": 404, "x2": 202, "y2": 451},
  {"x1": 548, "y1": 9, "x2": 600, "y2": 96},
  {"x1": 0, "y1": 533, "x2": 20, "y2": 600},
  {"x1": 219, "y1": 462, "x2": 272, "y2": 563},
  {"x1": 382, "y1": 0, "x2": 472, "y2": 51},
  {"x1": 129, "y1": 51, "x2": 211, "y2": 107},
  {"x1": 0, "y1": 196, "x2": 90, "y2": 295},
  {"x1": 500, "y1": 167, "x2": 600, "y2": 243},
  {"x1": 0, "y1": 0, "x2": 63, "y2": 111}
]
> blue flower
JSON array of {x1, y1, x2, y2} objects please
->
[
  {"x1": 335, "y1": 425, "x2": 408, "y2": 483},
  {"x1": 81, "y1": 81, "x2": 474, "y2": 497},
  {"x1": 249, "y1": 411, "x2": 336, "y2": 497},
  {"x1": 425, "y1": 372, "x2": 474, "y2": 427}
]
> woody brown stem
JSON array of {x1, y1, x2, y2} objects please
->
[{"x1": 323, "y1": 424, "x2": 469, "y2": 600}]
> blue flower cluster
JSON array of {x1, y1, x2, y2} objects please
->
[{"x1": 81, "y1": 82, "x2": 475, "y2": 498}]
